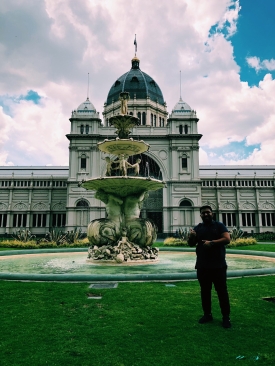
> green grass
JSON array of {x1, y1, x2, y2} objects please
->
[
  {"x1": 231, "y1": 244, "x2": 275, "y2": 252},
  {"x1": 0, "y1": 277, "x2": 275, "y2": 366}
]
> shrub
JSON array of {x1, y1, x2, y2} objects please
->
[
  {"x1": 253, "y1": 232, "x2": 275, "y2": 242},
  {"x1": 227, "y1": 237, "x2": 257, "y2": 248},
  {"x1": 229, "y1": 227, "x2": 243, "y2": 241},
  {"x1": 42, "y1": 229, "x2": 68, "y2": 245},
  {"x1": 12, "y1": 229, "x2": 36, "y2": 242},
  {"x1": 163, "y1": 237, "x2": 188, "y2": 247},
  {"x1": 0, "y1": 238, "x2": 90, "y2": 249},
  {"x1": 66, "y1": 228, "x2": 85, "y2": 244}
]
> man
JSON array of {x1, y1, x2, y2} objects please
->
[{"x1": 188, "y1": 205, "x2": 231, "y2": 328}]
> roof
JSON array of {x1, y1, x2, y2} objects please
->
[
  {"x1": 170, "y1": 97, "x2": 193, "y2": 118},
  {"x1": 71, "y1": 97, "x2": 97, "y2": 118},
  {"x1": 199, "y1": 165, "x2": 275, "y2": 178},
  {"x1": 0, "y1": 166, "x2": 69, "y2": 178},
  {"x1": 106, "y1": 57, "x2": 165, "y2": 105}
]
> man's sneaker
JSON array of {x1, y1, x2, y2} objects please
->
[
  {"x1": 222, "y1": 317, "x2": 231, "y2": 328},
  {"x1": 198, "y1": 314, "x2": 213, "y2": 324}
]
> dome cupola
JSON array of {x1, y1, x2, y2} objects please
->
[
  {"x1": 71, "y1": 97, "x2": 97, "y2": 118},
  {"x1": 170, "y1": 97, "x2": 195, "y2": 118},
  {"x1": 106, "y1": 56, "x2": 165, "y2": 105}
]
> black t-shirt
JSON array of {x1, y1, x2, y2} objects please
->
[{"x1": 193, "y1": 220, "x2": 229, "y2": 269}]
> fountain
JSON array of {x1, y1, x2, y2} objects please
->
[
  {"x1": 2, "y1": 97, "x2": 275, "y2": 281},
  {"x1": 80, "y1": 92, "x2": 166, "y2": 263}
]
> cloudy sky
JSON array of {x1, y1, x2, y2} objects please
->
[{"x1": 0, "y1": 0, "x2": 275, "y2": 166}]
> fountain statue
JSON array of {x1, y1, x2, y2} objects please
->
[{"x1": 80, "y1": 92, "x2": 166, "y2": 263}]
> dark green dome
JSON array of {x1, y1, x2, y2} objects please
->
[{"x1": 106, "y1": 57, "x2": 165, "y2": 105}]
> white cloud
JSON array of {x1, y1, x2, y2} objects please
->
[
  {"x1": 199, "y1": 148, "x2": 209, "y2": 165},
  {"x1": 247, "y1": 56, "x2": 275, "y2": 72},
  {"x1": 0, "y1": 0, "x2": 274, "y2": 167}
]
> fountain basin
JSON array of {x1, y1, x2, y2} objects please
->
[
  {"x1": 81, "y1": 176, "x2": 166, "y2": 197},
  {"x1": 98, "y1": 139, "x2": 149, "y2": 156},
  {"x1": 1, "y1": 248, "x2": 275, "y2": 282}
]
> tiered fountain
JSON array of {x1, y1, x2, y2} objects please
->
[{"x1": 81, "y1": 92, "x2": 166, "y2": 263}]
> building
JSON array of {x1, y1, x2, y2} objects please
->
[{"x1": 1, "y1": 56, "x2": 275, "y2": 236}]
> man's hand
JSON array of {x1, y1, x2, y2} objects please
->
[
  {"x1": 189, "y1": 229, "x2": 196, "y2": 237},
  {"x1": 188, "y1": 229, "x2": 197, "y2": 246},
  {"x1": 202, "y1": 240, "x2": 212, "y2": 247}
]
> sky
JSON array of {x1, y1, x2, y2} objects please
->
[{"x1": 0, "y1": 0, "x2": 275, "y2": 167}]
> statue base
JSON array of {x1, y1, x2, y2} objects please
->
[{"x1": 87, "y1": 237, "x2": 159, "y2": 263}]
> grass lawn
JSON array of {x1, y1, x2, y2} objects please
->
[
  {"x1": 0, "y1": 276, "x2": 275, "y2": 366},
  {"x1": 231, "y1": 244, "x2": 275, "y2": 252}
]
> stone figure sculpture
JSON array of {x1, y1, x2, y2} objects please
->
[{"x1": 119, "y1": 92, "x2": 130, "y2": 115}]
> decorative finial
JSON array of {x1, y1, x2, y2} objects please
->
[
  {"x1": 180, "y1": 70, "x2": 182, "y2": 100},
  {"x1": 87, "y1": 73, "x2": 90, "y2": 99},
  {"x1": 134, "y1": 34, "x2": 137, "y2": 56}
]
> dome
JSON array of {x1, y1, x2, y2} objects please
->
[
  {"x1": 170, "y1": 97, "x2": 193, "y2": 117},
  {"x1": 106, "y1": 57, "x2": 165, "y2": 105},
  {"x1": 72, "y1": 97, "x2": 97, "y2": 118}
]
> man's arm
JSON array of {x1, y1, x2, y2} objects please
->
[
  {"x1": 187, "y1": 229, "x2": 198, "y2": 247},
  {"x1": 202, "y1": 231, "x2": 230, "y2": 247}
]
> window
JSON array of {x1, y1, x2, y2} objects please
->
[
  {"x1": 137, "y1": 112, "x2": 141, "y2": 121},
  {"x1": 85, "y1": 125, "x2": 89, "y2": 134},
  {"x1": 180, "y1": 200, "x2": 192, "y2": 207},
  {"x1": 129, "y1": 112, "x2": 133, "y2": 115},
  {"x1": 151, "y1": 113, "x2": 153, "y2": 126},
  {"x1": 80, "y1": 125, "x2": 84, "y2": 134},
  {"x1": 52, "y1": 213, "x2": 66, "y2": 227},
  {"x1": 242, "y1": 213, "x2": 256, "y2": 227},
  {"x1": 184, "y1": 125, "x2": 188, "y2": 134},
  {"x1": 13, "y1": 214, "x2": 27, "y2": 227},
  {"x1": 261, "y1": 213, "x2": 275, "y2": 226},
  {"x1": 81, "y1": 155, "x2": 86, "y2": 169},
  {"x1": 76, "y1": 200, "x2": 89, "y2": 207},
  {"x1": 182, "y1": 157, "x2": 187, "y2": 169},
  {"x1": 159, "y1": 117, "x2": 161, "y2": 126},
  {"x1": 0, "y1": 214, "x2": 7, "y2": 227},
  {"x1": 162, "y1": 118, "x2": 164, "y2": 126},
  {"x1": 142, "y1": 112, "x2": 146, "y2": 125},
  {"x1": 32, "y1": 214, "x2": 47, "y2": 227},
  {"x1": 222, "y1": 213, "x2": 236, "y2": 227},
  {"x1": 154, "y1": 115, "x2": 156, "y2": 127},
  {"x1": 179, "y1": 125, "x2": 183, "y2": 134}
]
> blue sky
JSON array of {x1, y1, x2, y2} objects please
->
[
  {"x1": 232, "y1": 0, "x2": 275, "y2": 86},
  {"x1": 0, "y1": 0, "x2": 275, "y2": 166}
]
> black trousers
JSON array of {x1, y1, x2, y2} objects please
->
[{"x1": 197, "y1": 267, "x2": 230, "y2": 318}]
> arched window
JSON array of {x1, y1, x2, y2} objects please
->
[
  {"x1": 151, "y1": 113, "x2": 153, "y2": 126},
  {"x1": 180, "y1": 200, "x2": 192, "y2": 207},
  {"x1": 129, "y1": 112, "x2": 133, "y2": 115},
  {"x1": 159, "y1": 117, "x2": 161, "y2": 126},
  {"x1": 162, "y1": 118, "x2": 165, "y2": 126},
  {"x1": 85, "y1": 125, "x2": 89, "y2": 134},
  {"x1": 80, "y1": 125, "x2": 84, "y2": 134},
  {"x1": 142, "y1": 112, "x2": 146, "y2": 125},
  {"x1": 179, "y1": 125, "x2": 183, "y2": 134},
  {"x1": 137, "y1": 112, "x2": 141, "y2": 121},
  {"x1": 184, "y1": 125, "x2": 188, "y2": 134},
  {"x1": 154, "y1": 115, "x2": 156, "y2": 127},
  {"x1": 81, "y1": 154, "x2": 86, "y2": 170},
  {"x1": 76, "y1": 199, "x2": 89, "y2": 207}
]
